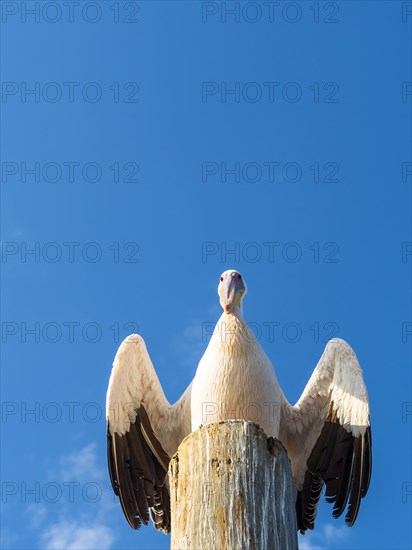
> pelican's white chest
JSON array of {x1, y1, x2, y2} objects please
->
[{"x1": 191, "y1": 313, "x2": 281, "y2": 438}]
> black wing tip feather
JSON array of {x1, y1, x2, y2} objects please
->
[
  {"x1": 107, "y1": 408, "x2": 171, "y2": 532},
  {"x1": 296, "y1": 408, "x2": 372, "y2": 533},
  {"x1": 344, "y1": 425, "x2": 372, "y2": 527},
  {"x1": 107, "y1": 425, "x2": 119, "y2": 495},
  {"x1": 361, "y1": 426, "x2": 372, "y2": 497}
]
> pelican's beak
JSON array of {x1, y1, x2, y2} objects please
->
[{"x1": 223, "y1": 275, "x2": 245, "y2": 314}]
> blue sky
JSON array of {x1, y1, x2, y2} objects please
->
[{"x1": 1, "y1": 1, "x2": 411, "y2": 549}]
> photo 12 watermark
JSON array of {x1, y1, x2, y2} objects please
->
[
  {"x1": 402, "y1": 162, "x2": 412, "y2": 183},
  {"x1": 1, "y1": 2, "x2": 140, "y2": 24},
  {"x1": 1, "y1": 82, "x2": 139, "y2": 104},
  {"x1": 1, "y1": 401, "x2": 103, "y2": 424},
  {"x1": 201, "y1": 241, "x2": 340, "y2": 264},
  {"x1": 201, "y1": 161, "x2": 339, "y2": 184},
  {"x1": 1, "y1": 481, "x2": 118, "y2": 504},
  {"x1": 402, "y1": 403, "x2": 412, "y2": 423},
  {"x1": 402, "y1": 82, "x2": 412, "y2": 103},
  {"x1": 402, "y1": 482, "x2": 412, "y2": 503},
  {"x1": 402, "y1": 242, "x2": 411, "y2": 263},
  {"x1": 1, "y1": 400, "x2": 149, "y2": 425},
  {"x1": 1, "y1": 241, "x2": 140, "y2": 264},
  {"x1": 201, "y1": 1, "x2": 341, "y2": 24},
  {"x1": 201, "y1": 81, "x2": 340, "y2": 104},
  {"x1": 1, "y1": 321, "x2": 140, "y2": 344},
  {"x1": 1, "y1": 161, "x2": 140, "y2": 184},
  {"x1": 401, "y1": 322, "x2": 411, "y2": 343},
  {"x1": 201, "y1": 320, "x2": 340, "y2": 344}
]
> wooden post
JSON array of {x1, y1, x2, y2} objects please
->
[{"x1": 169, "y1": 420, "x2": 298, "y2": 550}]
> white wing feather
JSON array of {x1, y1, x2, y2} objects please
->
[
  {"x1": 106, "y1": 334, "x2": 192, "y2": 531},
  {"x1": 280, "y1": 338, "x2": 372, "y2": 531},
  {"x1": 106, "y1": 334, "x2": 192, "y2": 453}
]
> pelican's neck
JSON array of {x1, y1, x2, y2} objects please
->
[{"x1": 221, "y1": 305, "x2": 244, "y2": 322}]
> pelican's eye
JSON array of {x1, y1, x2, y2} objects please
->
[
  {"x1": 220, "y1": 276, "x2": 224, "y2": 282},
  {"x1": 238, "y1": 274, "x2": 242, "y2": 279}
]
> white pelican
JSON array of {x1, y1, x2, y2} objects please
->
[{"x1": 106, "y1": 269, "x2": 371, "y2": 533}]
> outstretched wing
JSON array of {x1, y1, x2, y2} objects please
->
[
  {"x1": 106, "y1": 334, "x2": 192, "y2": 532},
  {"x1": 279, "y1": 338, "x2": 372, "y2": 533}
]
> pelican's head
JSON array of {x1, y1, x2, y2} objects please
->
[{"x1": 218, "y1": 269, "x2": 247, "y2": 316}]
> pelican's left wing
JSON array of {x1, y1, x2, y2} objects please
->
[
  {"x1": 279, "y1": 338, "x2": 372, "y2": 533},
  {"x1": 106, "y1": 334, "x2": 192, "y2": 532}
]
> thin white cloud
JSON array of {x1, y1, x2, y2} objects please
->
[
  {"x1": 40, "y1": 519, "x2": 114, "y2": 550},
  {"x1": 298, "y1": 539, "x2": 320, "y2": 550},
  {"x1": 27, "y1": 442, "x2": 117, "y2": 550},
  {"x1": 59, "y1": 443, "x2": 102, "y2": 483},
  {"x1": 0, "y1": 528, "x2": 17, "y2": 548},
  {"x1": 298, "y1": 522, "x2": 350, "y2": 550},
  {"x1": 26, "y1": 503, "x2": 47, "y2": 529},
  {"x1": 323, "y1": 522, "x2": 349, "y2": 541}
]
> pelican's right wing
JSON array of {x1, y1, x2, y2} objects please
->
[
  {"x1": 279, "y1": 338, "x2": 372, "y2": 532},
  {"x1": 106, "y1": 334, "x2": 192, "y2": 532}
]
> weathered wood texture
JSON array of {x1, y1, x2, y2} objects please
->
[{"x1": 169, "y1": 421, "x2": 298, "y2": 550}]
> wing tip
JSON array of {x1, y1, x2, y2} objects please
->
[
  {"x1": 107, "y1": 409, "x2": 171, "y2": 533},
  {"x1": 297, "y1": 408, "x2": 372, "y2": 533}
]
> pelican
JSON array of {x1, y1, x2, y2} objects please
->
[{"x1": 106, "y1": 269, "x2": 372, "y2": 534}]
